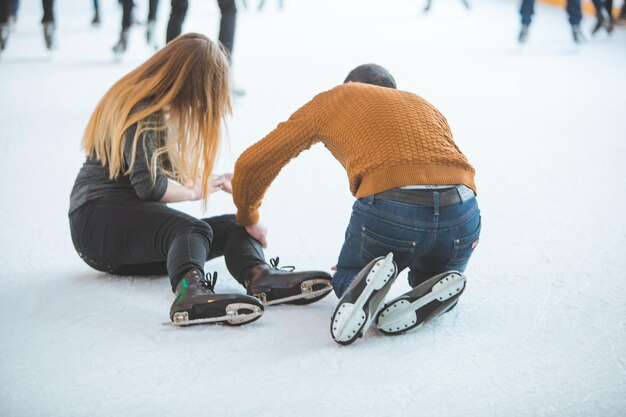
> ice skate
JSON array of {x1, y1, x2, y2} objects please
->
[
  {"x1": 169, "y1": 270, "x2": 264, "y2": 326},
  {"x1": 518, "y1": 24, "x2": 530, "y2": 44},
  {"x1": 244, "y1": 258, "x2": 332, "y2": 306},
  {"x1": 375, "y1": 270, "x2": 466, "y2": 335},
  {"x1": 113, "y1": 29, "x2": 129, "y2": 55},
  {"x1": 571, "y1": 24, "x2": 584, "y2": 44},
  {"x1": 591, "y1": 12, "x2": 605, "y2": 35},
  {"x1": 43, "y1": 22, "x2": 56, "y2": 50},
  {"x1": 146, "y1": 20, "x2": 158, "y2": 50},
  {"x1": 330, "y1": 253, "x2": 398, "y2": 346},
  {"x1": 91, "y1": 12, "x2": 101, "y2": 27},
  {"x1": 0, "y1": 23, "x2": 9, "y2": 52}
]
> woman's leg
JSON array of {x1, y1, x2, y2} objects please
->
[
  {"x1": 70, "y1": 195, "x2": 212, "y2": 291},
  {"x1": 201, "y1": 214, "x2": 265, "y2": 286}
]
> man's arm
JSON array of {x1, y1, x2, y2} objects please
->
[{"x1": 232, "y1": 91, "x2": 331, "y2": 226}]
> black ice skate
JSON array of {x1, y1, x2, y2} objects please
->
[
  {"x1": 330, "y1": 253, "x2": 398, "y2": 346},
  {"x1": 518, "y1": 24, "x2": 530, "y2": 44},
  {"x1": 244, "y1": 257, "x2": 332, "y2": 306},
  {"x1": 113, "y1": 29, "x2": 129, "y2": 55},
  {"x1": 170, "y1": 270, "x2": 263, "y2": 326},
  {"x1": 146, "y1": 20, "x2": 157, "y2": 50},
  {"x1": 91, "y1": 11, "x2": 101, "y2": 26},
  {"x1": 43, "y1": 22, "x2": 55, "y2": 50},
  {"x1": 571, "y1": 24, "x2": 584, "y2": 44},
  {"x1": 0, "y1": 23, "x2": 8, "y2": 52},
  {"x1": 592, "y1": 12, "x2": 606, "y2": 35},
  {"x1": 375, "y1": 270, "x2": 466, "y2": 335}
]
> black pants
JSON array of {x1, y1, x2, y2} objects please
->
[
  {"x1": 69, "y1": 194, "x2": 266, "y2": 291},
  {"x1": 0, "y1": 0, "x2": 10, "y2": 24},
  {"x1": 166, "y1": 0, "x2": 236, "y2": 58},
  {"x1": 42, "y1": 0, "x2": 54, "y2": 23},
  {"x1": 0, "y1": 0, "x2": 52, "y2": 23},
  {"x1": 120, "y1": 0, "x2": 160, "y2": 30},
  {"x1": 591, "y1": 0, "x2": 614, "y2": 17}
]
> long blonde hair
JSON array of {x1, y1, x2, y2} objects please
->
[{"x1": 82, "y1": 33, "x2": 232, "y2": 204}]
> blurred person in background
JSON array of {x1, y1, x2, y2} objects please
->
[
  {"x1": 0, "y1": 0, "x2": 55, "y2": 52},
  {"x1": 590, "y1": 0, "x2": 615, "y2": 34},
  {"x1": 518, "y1": 0, "x2": 584, "y2": 43},
  {"x1": 92, "y1": 0, "x2": 101, "y2": 26},
  {"x1": 423, "y1": 0, "x2": 470, "y2": 13},
  {"x1": 113, "y1": 0, "x2": 161, "y2": 55},
  {"x1": 617, "y1": 1, "x2": 626, "y2": 25},
  {"x1": 166, "y1": 0, "x2": 236, "y2": 60}
]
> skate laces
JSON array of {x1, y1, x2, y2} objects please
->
[
  {"x1": 199, "y1": 271, "x2": 218, "y2": 292},
  {"x1": 269, "y1": 257, "x2": 295, "y2": 272}
]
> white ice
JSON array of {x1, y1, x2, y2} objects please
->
[{"x1": 1, "y1": 0, "x2": 625, "y2": 416}]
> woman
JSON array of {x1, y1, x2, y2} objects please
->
[{"x1": 69, "y1": 33, "x2": 331, "y2": 327}]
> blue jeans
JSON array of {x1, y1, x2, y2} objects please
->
[
  {"x1": 520, "y1": 0, "x2": 582, "y2": 25},
  {"x1": 333, "y1": 190, "x2": 481, "y2": 297}
]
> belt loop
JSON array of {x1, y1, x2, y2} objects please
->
[
  {"x1": 433, "y1": 192, "x2": 440, "y2": 216},
  {"x1": 455, "y1": 185, "x2": 465, "y2": 204}
]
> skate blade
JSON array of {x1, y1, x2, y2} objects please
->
[
  {"x1": 254, "y1": 279, "x2": 332, "y2": 306},
  {"x1": 376, "y1": 272, "x2": 466, "y2": 334},
  {"x1": 331, "y1": 253, "x2": 396, "y2": 344},
  {"x1": 164, "y1": 302, "x2": 263, "y2": 327}
]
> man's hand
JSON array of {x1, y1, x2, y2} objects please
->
[{"x1": 245, "y1": 222, "x2": 268, "y2": 248}]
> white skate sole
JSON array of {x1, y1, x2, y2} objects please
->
[
  {"x1": 376, "y1": 272, "x2": 466, "y2": 334},
  {"x1": 254, "y1": 279, "x2": 333, "y2": 306},
  {"x1": 331, "y1": 253, "x2": 397, "y2": 344},
  {"x1": 165, "y1": 302, "x2": 264, "y2": 327}
]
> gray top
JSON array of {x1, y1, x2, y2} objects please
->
[{"x1": 69, "y1": 119, "x2": 169, "y2": 214}]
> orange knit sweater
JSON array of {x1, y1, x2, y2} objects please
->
[{"x1": 232, "y1": 83, "x2": 476, "y2": 226}]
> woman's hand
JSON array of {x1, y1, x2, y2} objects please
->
[
  {"x1": 211, "y1": 173, "x2": 233, "y2": 194},
  {"x1": 245, "y1": 222, "x2": 268, "y2": 248}
]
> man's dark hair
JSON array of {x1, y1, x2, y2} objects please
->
[{"x1": 344, "y1": 64, "x2": 397, "y2": 89}]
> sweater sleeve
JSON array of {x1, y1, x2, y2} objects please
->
[
  {"x1": 124, "y1": 124, "x2": 168, "y2": 201},
  {"x1": 232, "y1": 91, "x2": 329, "y2": 226}
]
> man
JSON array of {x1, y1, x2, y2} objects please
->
[
  {"x1": 232, "y1": 64, "x2": 481, "y2": 345},
  {"x1": 518, "y1": 0, "x2": 584, "y2": 44}
]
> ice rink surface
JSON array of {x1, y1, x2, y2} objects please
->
[{"x1": 1, "y1": 0, "x2": 625, "y2": 416}]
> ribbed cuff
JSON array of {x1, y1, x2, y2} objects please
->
[{"x1": 236, "y1": 209, "x2": 260, "y2": 227}]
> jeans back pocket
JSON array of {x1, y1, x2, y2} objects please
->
[
  {"x1": 448, "y1": 216, "x2": 481, "y2": 266},
  {"x1": 361, "y1": 226, "x2": 417, "y2": 268}
]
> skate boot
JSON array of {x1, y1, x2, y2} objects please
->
[
  {"x1": 518, "y1": 24, "x2": 530, "y2": 44},
  {"x1": 0, "y1": 23, "x2": 8, "y2": 52},
  {"x1": 591, "y1": 14, "x2": 605, "y2": 35},
  {"x1": 606, "y1": 16, "x2": 615, "y2": 34},
  {"x1": 170, "y1": 269, "x2": 264, "y2": 326},
  {"x1": 113, "y1": 29, "x2": 129, "y2": 55},
  {"x1": 146, "y1": 20, "x2": 157, "y2": 50},
  {"x1": 571, "y1": 24, "x2": 584, "y2": 44},
  {"x1": 244, "y1": 257, "x2": 332, "y2": 306},
  {"x1": 375, "y1": 270, "x2": 466, "y2": 335},
  {"x1": 92, "y1": 13, "x2": 101, "y2": 27},
  {"x1": 43, "y1": 22, "x2": 56, "y2": 50},
  {"x1": 330, "y1": 253, "x2": 398, "y2": 346}
]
